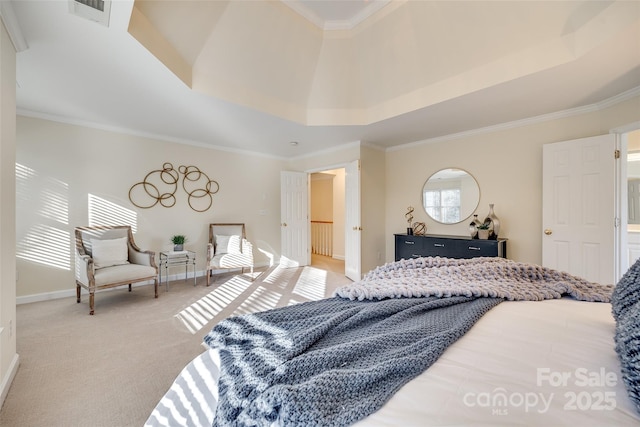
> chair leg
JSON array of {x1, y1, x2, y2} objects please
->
[
  {"x1": 89, "y1": 292, "x2": 95, "y2": 315},
  {"x1": 154, "y1": 278, "x2": 158, "y2": 298},
  {"x1": 206, "y1": 269, "x2": 210, "y2": 287},
  {"x1": 76, "y1": 283, "x2": 81, "y2": 303},
  {"x1": 128, "y1": 283, "x2": 132, "y2": 292}
]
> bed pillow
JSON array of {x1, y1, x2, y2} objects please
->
[
  {"x1": 614, "y1": 301, "x2": 640, "y2": 413},
  {"x1": 215, "y1": 235, "x2": 242, "y2": 255},
  {"x1": 612, "y1": 257, "x2": 640, "y2": 321},
  {"x1": 91, "y1": 237, "x2": 129, "y2": 269}
]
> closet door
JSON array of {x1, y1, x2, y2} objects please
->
[
  {"x1": 344, "y1": 160, "x2": 361, "y2": 281},
  {"x1": 280, "y1": 171, "x2": 309, "y2": 267},
  {"x1": 542, "y1": 134, "x2": 616, "y2": 284}
]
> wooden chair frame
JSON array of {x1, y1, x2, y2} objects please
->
[
  {"x1": 75, "y1": 225, "x2": 158, "y2": 315},
  {"x1": 206, "y1": 223, "x2": 254, "y2": 285}
]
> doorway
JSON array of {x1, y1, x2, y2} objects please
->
[
  {"x1": 310, "y1": 168, "x2": 345, "y2": 274},
  {"x1": 621, "y1": 129, "x2": 640, "y2": 277}
]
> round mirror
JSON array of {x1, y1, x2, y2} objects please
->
[{"x1": 422, "y1": 168, "x2": 480, "y2": 224}]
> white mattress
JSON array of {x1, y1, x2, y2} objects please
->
[{"x1": 146, "y1": 298, "x2": 640, "y2": 426}]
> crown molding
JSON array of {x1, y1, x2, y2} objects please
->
[
  {"x1": 0, "y1": 1, "x2": 28, "y2": 52},
  {"x1": 16, "y1": 108, "x2": 287, "y2": 161},
  {"x1": 388, "y1": 85, "x2": 640, "y2": 153},
  {"x1": 17, "y1": 84, "x2": 640, "y2": 161}
]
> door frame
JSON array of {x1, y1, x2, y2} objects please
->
[
  {"x1": 305, "y1": 161, "x2": 361, "y2": 278},
  {"x1": 614, "y1": 120, "x2": 640, "y2": 281}
]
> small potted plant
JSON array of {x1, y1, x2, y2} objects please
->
[
  {"x1": 171, "y1": 235, "x2": 186, "y2": 251},
  {"x1": 476, "y1": 223, "x2": 491, "y2": 240}
]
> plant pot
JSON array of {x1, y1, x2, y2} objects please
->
[
  {"x1": 477, "y1": 229, "x2": 490, "y2": 240},
  {"x1": 173, "y1": 244, "x2": 183, "y2": 251}
]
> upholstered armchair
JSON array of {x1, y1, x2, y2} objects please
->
[
  {"x1": 75, "y1": 225, "x2": 158, "y2": 315},
  {"x1": 206, "y1": 223, "x2": 254, "y2": 285}
]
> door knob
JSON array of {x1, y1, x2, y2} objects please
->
[
  {"x1": 281, "y1": 222, "x2": 287, "y2": 227},
  {"x1": 544, "y1": 229, "x2": 552, "y2": 235}
]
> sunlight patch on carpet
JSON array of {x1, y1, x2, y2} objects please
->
[
  {"x1": 233, "y1": 286, "x2": 282, "y2": 316},
  {"x1": 176, "y1": 265, "x2": 333, "y2": 334},
  {"x1": 292, "y1": 266, "x2": 327, "y2": 300},
  {"x1": 261, "y1": 265, "x2": 298, "y2": 286},
  {"x1": 175, "y1": 275, "x2": 252, "y2": 334}
]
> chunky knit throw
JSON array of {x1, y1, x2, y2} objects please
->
[
  {"x1": 205, "y1": 295, "x2": 501, "y2": 427},
  {"x1": 205, "y1": 257, "x2": 613, "y2": 427},
  {"x1": 612, "y1": 257, "x2": 640, "y2": 414},
  {"x1": 335, "y1": 256, "x2": 613, "y2": 302}
]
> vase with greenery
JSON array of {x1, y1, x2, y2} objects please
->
[
  {"x1": 476, "y1": 223, "x2": 490, "y2": 240},
  {"x1": 171, "y1": 235, "x2": 186, "y2": 251}
]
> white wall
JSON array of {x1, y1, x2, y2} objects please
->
[
  {"x1": 0, "y1": 19, "x2": 18, "y2": 410},
  {"x1": 16, "y1": 116, "x2": 286, "y2": 299},
  {"x1": 386, "y1": 95, "x2": 640, "y2": 265},
  {"x1": 310, "y1": 174, "x2": 333, "y2": 221},
  {"x1": 13, "y1": 91, "x2": 640, "y2": 302}
]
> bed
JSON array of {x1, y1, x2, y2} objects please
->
[{"x1": 145, "y1": 257, "x2": 640, "y2": 426}]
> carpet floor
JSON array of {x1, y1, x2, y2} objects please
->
[{"x1": 0, "y1": 256, "x2": 349, "y2": 427}]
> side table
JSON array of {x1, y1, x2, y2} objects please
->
[{"x1": 159, "y1": 250, "x2": 196, "y2": 291}]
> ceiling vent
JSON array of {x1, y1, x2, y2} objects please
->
[{"x1": 69, "y1": 0, "x2": 111, "y2": 27}]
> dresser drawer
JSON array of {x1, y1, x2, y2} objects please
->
[
  {"x1": 395, "y1": 235, "x2": 425, "y2": 260},
  {"x1": 420, "y1": 237, "x2": 456, "y2": 257},
  {"x1": 455, "y1": 239, "x2": 503, "y2": 258},
  {"x1": 394, "y1": 234, "x2": 507, "y2": 261}
]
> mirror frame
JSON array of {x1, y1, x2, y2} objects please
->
[{"x1": 422, "y1": 168, "x2": 480, "y2": 225}]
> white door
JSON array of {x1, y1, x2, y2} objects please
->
[
  {"x1": 280, "y1": 171, "x2": 309, "y2": 267},
  {"x1": 542, "y1": 134, "x2": 617, "y2": 285},
  {"x1": 344, "y1": 160, "x2": 361, "y2": 281}
]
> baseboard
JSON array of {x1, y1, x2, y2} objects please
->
[
  {"x1": 16, "y1": 276, "x2": 186, "y2": 305},
  {"x1": 17, "y1": 287, "x2": 79, "y2": 305},
  {"x1": 332, "y1": 255, "x2": 345, "y2": 260},
  {"x1": 16, "y1": 263, "x2": 269, "y2": 305},
  {"x1": 0, "y1": 353, "x2": 19, "y2": 410}
]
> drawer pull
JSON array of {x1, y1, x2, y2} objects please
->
[
  {"x1": 404, "y1": 241, "x2": 415, "y2": 245},
  {"x1": 434, "y1": 243, "x2": 445, "y2": 247},
  {"x1": 468, "y1": 246, "x2": 481, "y2": 251}
]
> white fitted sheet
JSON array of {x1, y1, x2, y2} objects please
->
[{"x1": 146, "y1": 298, "x2": 640, "y2": 426}]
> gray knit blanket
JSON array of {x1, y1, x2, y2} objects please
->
[
  {"x1": 335, "y1": 256, "x2": 613, "y2": 302},
  {"x1": 204, "y1": 257, "x2": 613, "y2": 427}
]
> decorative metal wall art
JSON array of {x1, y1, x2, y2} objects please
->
[{"x1": 129, "y1": 163, "x2": 219, "y2": 212}]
